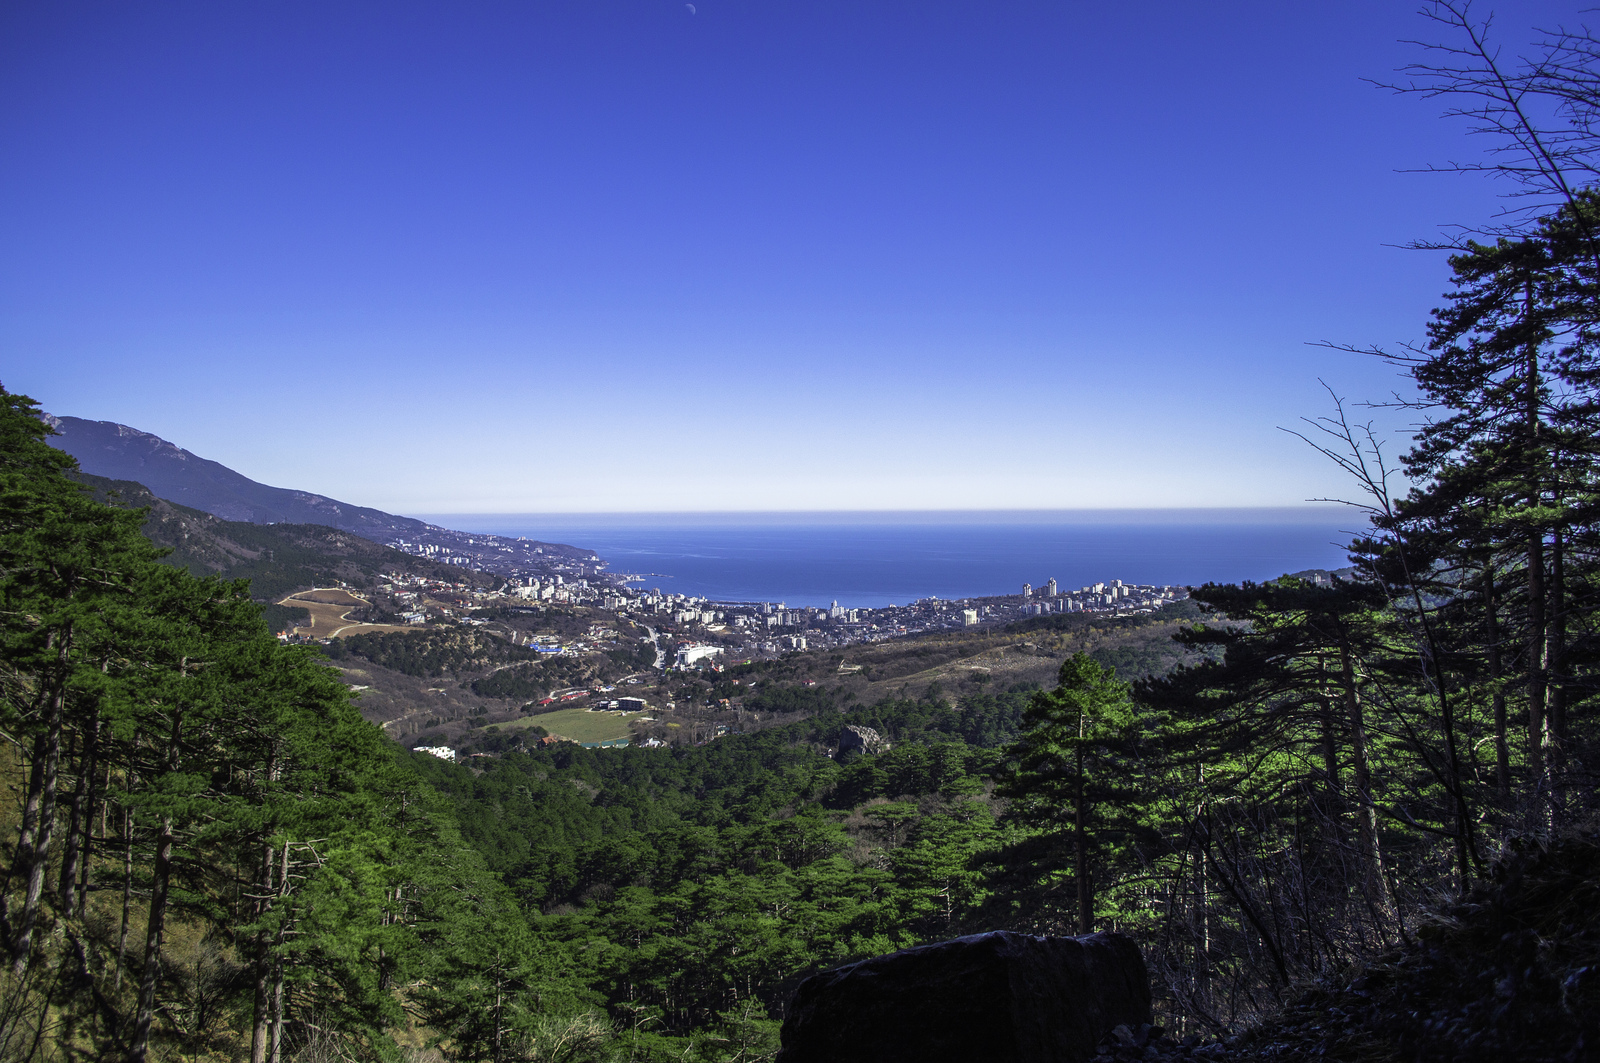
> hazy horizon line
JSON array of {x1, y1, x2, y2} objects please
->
[{"x1": 415, "y1": 505, "x2": 1361, "y2": 528}]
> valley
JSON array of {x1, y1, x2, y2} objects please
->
[
  {"x1": 301, "y1": 582, "x2": 1210, "y2": 760},
  {"x1": 9, "y1": 378, "x2": 1598, "y2": 1063}
]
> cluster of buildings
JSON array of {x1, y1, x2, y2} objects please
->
[
  {"x1": 385, "y1": 531, "x2": 601, "y2": 582},
  {"x1": 1015, "y1": 578, "x2": 1182, "y2": 616},
  {"x1": 344, "y1": 546, "x2": 1192, "y2": 676},
  {"x1": 634, "y1": 582, "x2": 1189, "y2": 667},
  {"x1": 368, "y1": 569, "x2": 1188, "y2": 668},
  {"x1": 505, "y1": 574, "x2": 602, "y2": 604}
]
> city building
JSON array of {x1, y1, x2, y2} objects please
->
[
  {"x1": 677, "y1": 644, "x2": 723, "y2": 668},
  {"x1": 413, "y1": 746, "x2": 456, "y2": 762}
]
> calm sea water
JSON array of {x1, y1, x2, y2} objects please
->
[{"x1": 417, "y1": 510, "x2": 1361, "y2": 610}]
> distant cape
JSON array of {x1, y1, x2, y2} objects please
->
[{"x1": 43, "y1": 414, "x2": 437, "y2": 541}]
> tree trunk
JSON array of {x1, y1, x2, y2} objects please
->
[
  {"x1": 115, "y1": 807, "x2": 133, "y2": 992},
  {"x1": 1193, "y1": 765, "x2": 1209, "y2": 1003},
  {"x1": 268, "y1": 839, "x2": 290, "y2": 1063},
  {"x1": 127, "y1": 705, "x2": 182, "y2": 1063},
  {"x1": 1074, "y1": 742, "x2": 1091, "y2": 935},
  {"x1": 76, "y1": 753, "x2": 106, "y2": 918},
  {"x1": 1318, "y1": 652, "x2": 1341, "y2": 812},
  {"x1": 1524, "y1": 321, "x2": 1551, "y2": 829},
  {"x1": 10, "y1": 653, "x2": 69, "y2": 976},
  {"x1": 126, "y1": 811, "x2": 173, "y2": 1063},
  {"x1": 1406, "y1": 580, "x2": 1475, "y2": 888},
  {"x1": 100, "y1": 762, "x2": 110, "y2": 840},
  {"x1": 1528, "y1": 520, "x2": 1549, "y2": 824},
  {"x1": 1340, "y1": 645, "x2": 1389, "y2": 911},
  {"x1": 250, "y1": 840, "x2": 276, "y2": 1063},
  {"x1": 58, "y1": 713, "x2": 100, "y2": 919},
  {"x1": 494, "y1": 968, "x2": 505, "y2": 1063},
  {"x1": 1484, "y1": 565, "x2": 1510, "y2": 801},
  {"x1": 268, "y1": 958, "x2": 285, "y2": 1063},
  {"x1": 1547, "y1": 528, "x2": 1567, "y2": 777}
]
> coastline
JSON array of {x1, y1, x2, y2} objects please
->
[{"x1": 413, "y1": 511, "x2": 1359, "y2": 609}]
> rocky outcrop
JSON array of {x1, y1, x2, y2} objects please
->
[
  {"x1": 837, "y1": 724, "x2": 890, "y2": 756},
  {"x1": 777, "y1": 930, "x2": 1150, "y2": 1063}
]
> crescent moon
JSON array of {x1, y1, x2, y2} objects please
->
[{"x1": 686, "y1": 3, "x2": 696, "y2": 11}]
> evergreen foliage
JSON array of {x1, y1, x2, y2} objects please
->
[
  {"x1": 0, "y1": 390, "x2": 589, "y2": 1062},
  {"x1": 334, "y1": 627, "x2": 540, "y2": 679},
  {"x1": 471, "y1": 658, "x2": 595, "y2": 701}
]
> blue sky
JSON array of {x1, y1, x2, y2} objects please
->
[{"x1": 0, "y1": 1, "x2": 1582, "y2": 513}]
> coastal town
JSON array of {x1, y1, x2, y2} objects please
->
[
  {"x1": 269, "y1": 535, "x2": 1204, "y2": 759},
  {"x1": 359, "y1": 536, "x2": 1191, "y2": 667}
]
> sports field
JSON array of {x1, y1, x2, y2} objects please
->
[{"x1": 502, "y1": 706, "x2": 641, "y2": 744}]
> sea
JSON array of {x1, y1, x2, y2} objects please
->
[{"x1": 416, "y1": 509, "x2": 1362, "y2": 610}]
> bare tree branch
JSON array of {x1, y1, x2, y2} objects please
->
[{"x1": 1375, "y1": 1, "x2": 1600, "y2": 237}]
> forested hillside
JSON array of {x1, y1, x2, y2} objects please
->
[
  {"x1": 72, "y1": 471, "x2": 489, "y2": 602},
  {"x1": 0, "y1": 391, "x2": 1042, "y2": 1062},
  {"x1": 0, "y1": 392, "x2": 591, "y2": 1063}
]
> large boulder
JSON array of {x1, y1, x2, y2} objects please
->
[
  {"x1": 777, "y1": 930, "x2": 1150, "y2": 1063},
  {"x1": 838, "y1": 724, "x2": 890, "y2": 756}
]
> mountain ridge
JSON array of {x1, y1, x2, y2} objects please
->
[
  {"x1": 46, "y1": 414, "x2": 447, "y2": 537},
  {"x1": 69, "y1": 470, "x2": 493, "y2": 603},
  {"x1": 43, "y1": 414, "x2": 600, "y2": 575}
]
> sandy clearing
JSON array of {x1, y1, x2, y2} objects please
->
[{"x1": 278, "y1": 588, "x2": 418, "y2": 639}]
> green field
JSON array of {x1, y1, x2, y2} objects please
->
[{"x1": 503, "y1": 706, "x2": 641, "y2": 744}]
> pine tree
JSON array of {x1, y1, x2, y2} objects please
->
[{"x1": 1000, "y1": 654, "x2": 1140, "y2": 934}]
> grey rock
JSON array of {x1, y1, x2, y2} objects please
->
[
  {"x1": 837, "y1": 724, "x2": 890, "y2": 756},
  {"x1": 777, "y1": 930, "x2": 1151, "y2": 1063}
]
